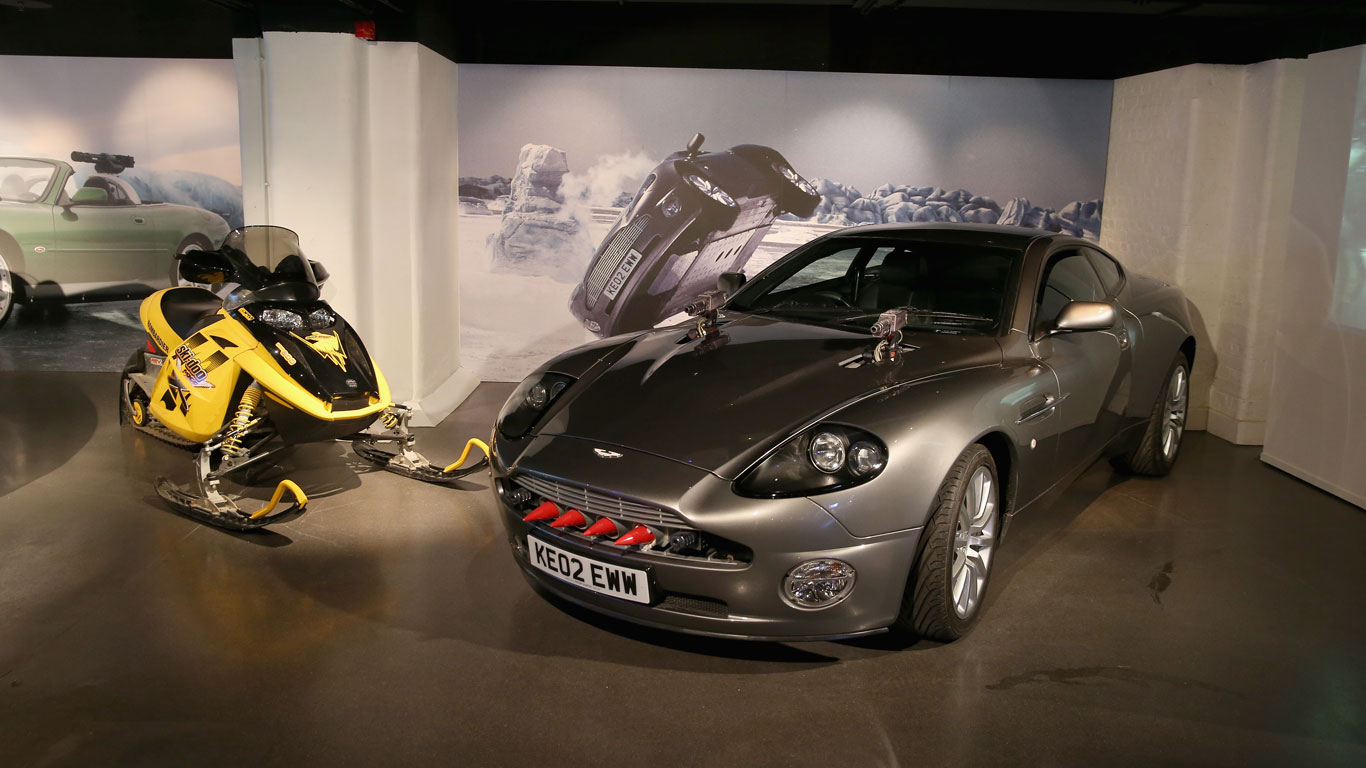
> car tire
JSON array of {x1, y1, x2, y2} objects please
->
[
  {"x1": 171, "y1": 234, "x2": 214, "y2": 288},
  {"x1": 0, "y1": 232, "x2": 24, "y2": 329},
  {"x1": 1116, "y1": 353, "x2": 1190, "y2": 477},
  {"x1": 892, "y1": 443, "x2": 1001, "y2": 642}
]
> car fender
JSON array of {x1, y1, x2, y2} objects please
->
[{"x1": 748, "y1": 363, "x2": 1043, "y2": 539}]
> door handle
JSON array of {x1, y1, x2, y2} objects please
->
[
  {"x1": 1017, "y1": 393, "x2": 1062, "y2": 424},
  {"x1": 133, "y1": 216, "x2": 146, "y2": 224}
]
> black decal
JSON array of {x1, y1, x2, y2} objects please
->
[
  {"x1": 591, "y1": 563, "x2": 605, "y2": 588},
  {"x1": 622, "y1": 573, "x2": 638, "y2": 596},
  {"x1": 210, "y1": 335, "x2": 238, "y2": 348}
]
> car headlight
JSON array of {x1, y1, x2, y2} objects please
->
[
  {"x1": 259, "y1": 308, "x2": 304, "y2": 332},
  {"x1": 659, "y1": 190, "x2": 683, "y2": 218},
  {"x1": 497, "y1": 372, "x2": 575, "y2": 439},
  {"x1": 771, "y1": 161, "x2": 817, "y2": 196},
  {"x1": 685, "y1": 173, "x2": 737, "y2": 208},
  {"x1": 735, "y1": 424, "x2": 888, "y2": 498}
]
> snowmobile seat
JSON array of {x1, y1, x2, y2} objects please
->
[{"x1": 158, "y1": 287, "x2": 224, "y2": 345}]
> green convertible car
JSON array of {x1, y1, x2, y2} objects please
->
[{"x1": 0, "y1": 154, "x2": 230, "y2": 328}]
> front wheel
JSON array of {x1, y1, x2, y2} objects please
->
[
  {"x1": 0, "y1": 237, "x2": 19, "y2": 329},
  {"x1": 1116, "y1": 354, "x2": 1189, "y2": 476},
  {"x1": 892, "y1": 443, "x2": 1001, "y2": 641}
]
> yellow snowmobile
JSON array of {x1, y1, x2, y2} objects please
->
[{"x1": 120, "y1": 225, "x2": 487, "y2": 531}]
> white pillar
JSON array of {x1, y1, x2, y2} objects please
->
[{"x1": 232, "y1": 32, "x2": 477, "y2": 426}]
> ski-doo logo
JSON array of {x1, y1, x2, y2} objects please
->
[
  {"x1": 293, "y1": 331, "x2": 348, "y2": 370},
  {"x1": 173, "y1": 344, "x2": 214, "y2": 388},
  {"x1": 602, "y1": 248, "x2": 644, "y2": 301}
]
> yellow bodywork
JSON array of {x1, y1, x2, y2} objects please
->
[{"x1": 141, "y1": 289, "x2": 391, "y2": 444}]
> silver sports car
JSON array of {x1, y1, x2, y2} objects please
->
[{"x1": 491, "y1": 223, "x2": 1194, "y2": 642}]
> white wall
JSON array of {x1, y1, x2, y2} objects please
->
[
  {"x1": 1262, "y1": 45, "x2": 1366, "y2": 509},
  {"x1": 1100, "y1": 60, "x2": 1305, "y2": 443},
  {"x1": 233, "y1": 33, "x2": 476, "y2": 425}
]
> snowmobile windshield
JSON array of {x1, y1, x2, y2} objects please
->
[{"x1": 224, "y1": 226, "x2": 317, "y2": 286}]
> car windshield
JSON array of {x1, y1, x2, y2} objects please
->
[
  {"x1": 728, "y1": 236, "x2": 1019, "y2": 333},
  {"x1": 0, "y1": 159, "x2": 57, "y2": 203}
]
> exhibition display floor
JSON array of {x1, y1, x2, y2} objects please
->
[{"x1": 1, "y1": 373, "x2": 1362, "y2": 766}]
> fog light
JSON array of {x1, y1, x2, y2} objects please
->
[{"x1": 782, "y1": 559, "x2": 856, "y2": 609}]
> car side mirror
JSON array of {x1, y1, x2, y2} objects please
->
[
  {"x1": 1049, "y1": 301, "x2": 1116, "y2": 334},
  {"x1": 717, "y1": 271, "x2": 746, "y2": 295},
  {"x1": 179, "y1": 250, "x2": 234, "y2": 285}
]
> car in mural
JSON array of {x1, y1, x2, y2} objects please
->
[
  {"x1": 495, "y1": 223, "x2": 1195, "y2": 641},
  {"x1": 568, "y1": 134, "x2": 821, "y2": 337},
  {"x1": 0, "y1": 153, "x2": 230, "y2": 327}
]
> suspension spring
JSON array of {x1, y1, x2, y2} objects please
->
[
  {"x1": 382, "y1": 410, "x2": 400, "y2": 430},
  {"x1": 223, "y1": 384, "x2": 262, "y2": 456}
]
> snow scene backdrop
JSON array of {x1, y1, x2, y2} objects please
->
[{"x1": 457, "y1": 64, "x2": 1114, "y2": 381}]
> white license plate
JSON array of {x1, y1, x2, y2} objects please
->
[
  {"x1": 602, "y1": 248, "x2": 644, "y2": 301},
  {"x1": 527, "y1": 536, "x2": 651, "y2": 604}
]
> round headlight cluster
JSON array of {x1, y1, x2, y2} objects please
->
[
  {"x1": 808, "y1": 431, "x2": 846, "y2": 473},
  {"x1": 782, "y1": 559, "x2": 857, "y2": 609},
  {"x1": 849, "y1": 441, "x2": 888, "y2": 476},
  {"x1": 808, "y1": 431, "x2": 886, "y2": 476}
]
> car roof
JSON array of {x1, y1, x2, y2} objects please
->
[{"x1": 826, "y1": 222, "x2": 1056, "y2": 248}]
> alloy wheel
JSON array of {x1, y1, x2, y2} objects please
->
[
  {"x1": 0, "y1": 250, "x2": 12, "y2": 319},
  {"x1": 951, "y1": 465, "x2": 998, "y2": 619},
  {"x1": 1162, "y1": 364, "x2": 1188, "y2": 461}
]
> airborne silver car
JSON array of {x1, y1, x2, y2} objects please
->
[{"x1": 491, "y1": 223, "x2": 1194, "y2": 642}]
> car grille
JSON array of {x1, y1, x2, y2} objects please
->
[
  {"x1": 584, "y1": 214, "x2": 651, "y2": 309},
  {"x1": 512, "y1": 471, "x2": 692, "y2": 530},
  {"x1": 658, "y1": 594, "x2": 729, "y2": 618}
]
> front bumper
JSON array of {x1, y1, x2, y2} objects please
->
[{"x1": 493, "y1": 435, "x2": 922, "y2": 641}]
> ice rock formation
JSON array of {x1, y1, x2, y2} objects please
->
[
  {"x1": 1059, "y1": 199, "x2": 1103, "y2": 239},
  {"x1": 488, "y1": 144, "x2": 589, "y2": 282}
]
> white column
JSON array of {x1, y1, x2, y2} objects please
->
[
  {"x1": 1100, "y1": 60, "x2": 1305, "y2": 444},
  {"x1": 232, "y1": 32, "x2": 477, "y2": 425}
]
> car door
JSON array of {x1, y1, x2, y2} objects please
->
[
  {"x1": 51, "y1": 177, "x2": 165, "y2": 294},
  {"x1": 1031, "y1": 248, "x2": 1132, "y2": 475}
]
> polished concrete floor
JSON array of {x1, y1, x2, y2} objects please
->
[
  {"x1": 0, "y1": 373, "x2": 1363, "y2": 767},
  {"x1": 0, "y1": 300, "x2": 145, "y2": 372}
]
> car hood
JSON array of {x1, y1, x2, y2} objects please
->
[{"x1": 537, "y1": 314, "x2": 1002, "y2": 478}]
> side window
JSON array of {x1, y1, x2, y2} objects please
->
[
  {"x1": 1084, "y1": 248, "x2": 1123, "y2": 295},
  {"x1": 59, "y1": 175, "x2": 79, "y2": 205},
  {"x1": 1036, "y1": 251, "x2": 1105, "y2": 333}
]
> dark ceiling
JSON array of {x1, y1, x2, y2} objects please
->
[{"x1": 1, "y1": 0, "x2": 1364, "y2": 79}]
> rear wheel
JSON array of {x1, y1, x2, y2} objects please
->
[
  {"x1": 892, "y1": 443, "x2": 1000, "y2": 641},
  {"x1": 171, "y1": 234, "x2": 214, "y2": 288},
  {"x1": 1116, "y1": 354, "x2": 1189, "y2": 476}
]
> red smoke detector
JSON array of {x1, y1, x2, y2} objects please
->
[{"x1": 355, "y1": 21, "x2": 376, "y2": 40}]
